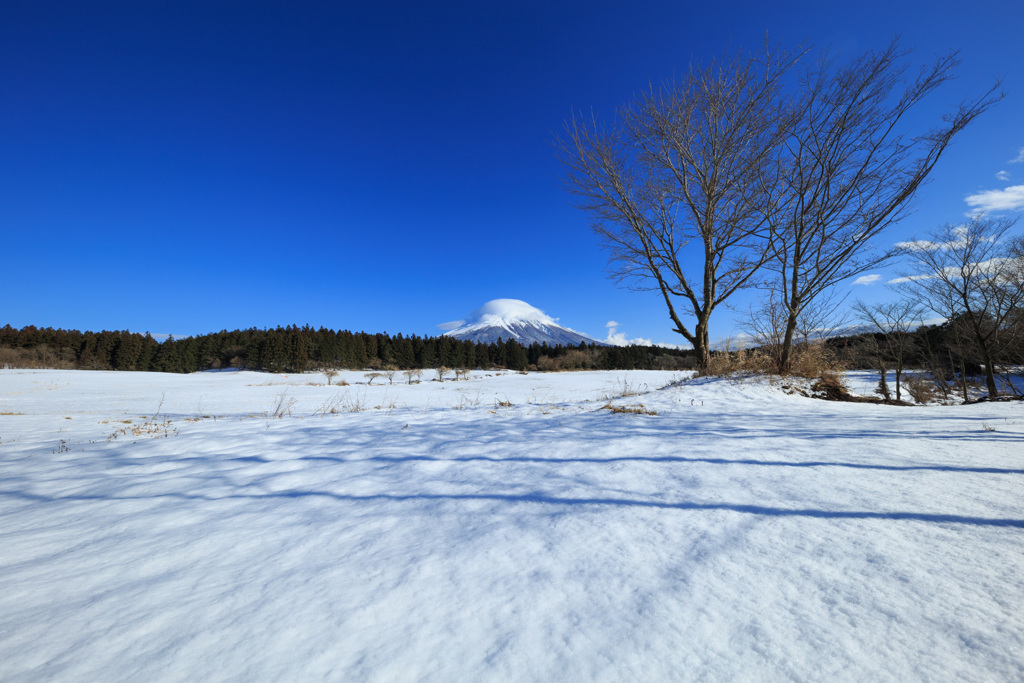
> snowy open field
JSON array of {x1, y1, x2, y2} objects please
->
[{"x1": 2, "y1": 368, "x2": 1023, "y2": 681}]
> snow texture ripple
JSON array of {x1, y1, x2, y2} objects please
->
[{"x1": 1, "y1": 369, "x2": 1023, "y2": 681}]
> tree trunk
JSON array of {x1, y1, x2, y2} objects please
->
[
  {"x1": 958, "y1": 355, "x2": 969, "y2": 403},
  {"x1": 876, "y1": 358, "x2": 891, "y2": 401},
  {"x1": 978, "y1": 344, "x2": 999, "y2": 398},
  {"x1": 968, "y1": 319, "x2": 1000, "y2": 398},
  {"x1": 694, "y1": 320, "x2": 711, "y2": 372},
  {"x1": 778, "y1": 311, "x2": 799, "y2": 374}
]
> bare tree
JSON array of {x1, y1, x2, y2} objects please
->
[
  {"x1": 743, "y1": 285, "x2": 847, "y2": 369},
  {"x1": 896, "y1": 215, "x2": 1024, "y2": 397},
  {"x1": 1003, "y1": 235, "x2": 1024, "y2": 379},
  {"x1": 557, "y1": 44, "x2": 802, "y2": 369},
  {"x1": 762, "y1": 39, "x2": 1001, "y2": 372},
  {"x1": 853, "y1": 299, "x2": 926, "y2": 402}
]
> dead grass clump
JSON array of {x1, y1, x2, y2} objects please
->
[
  {"x1": 705, "y1": 342, "x2": 849, "y2": 404},
  {"x1": 313, "y1": 395, "x2": 345, "y2": 416},
  {"x1": 107, "y1": 418, "x2": 178, "y2": 441},
  {"x1": 601, "y1": 403, "x2": 658, "y2": 416},
  {"x1": 810, "y1": 372, "x2": 852, "y2": 401},
  {"x1": 788, "y1": 342, "x2": 844, "y2": 379},
  {"x1": 269, "y1": 391, "x2": 297, "y2": 418},
  {"x1": 903, "y1": 373, "x2": 941, "y2": 404},
  {"x1": 603, "y1": 378, "x2": 649, "y2": 400},
  {"x1": 704, "y1": 347, "x2": 773, "y2": 376},
  {"x1": 810, "y1": 372, "x2": 910, "y2": 405}
]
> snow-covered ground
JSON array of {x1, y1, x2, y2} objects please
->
[{"x1": 2, "y1": 368, "x2": 1023, "y2": 681}]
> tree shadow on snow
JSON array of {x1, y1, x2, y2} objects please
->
[{"x1": 5, "y1": 489, "x2": 1024, "y2": 529}]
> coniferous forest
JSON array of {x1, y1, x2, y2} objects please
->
[
  {"x1": 0, "y1": 325, "x2": 697, "y2": 373},
  {"x1": 3, "y1": 320, "x2": 1017, "y2": 380}
]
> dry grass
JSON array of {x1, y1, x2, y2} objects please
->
[
  {"x1": 600, "y1": 403, "x2": 658, "y2": 416},
  {"x1": 106, "y1": 419, "x2": 178, "y2": 441},
  {"x1": 809, "y1": 372, "x2": 851, "y2": 401},
  {"x1": 601, "y1": 378, "x2": 649, "y2": 400},
  {"x1": 269, "y1": 392, "x2": 297, "y2": 418},
  {"x1": 704, "y1": 341, "x2": 846, "y2": 388},
  {"x1": 903, "y1": 373, "x2": 941, "y2": 404}
]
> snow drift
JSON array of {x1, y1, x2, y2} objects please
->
[{"x1": 1, "y1": 369, "x2": 1023, "y2": 680}]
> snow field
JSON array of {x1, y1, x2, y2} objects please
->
[{"x1": 1, "y1": 368, "x2": 1023, "y2": 681}]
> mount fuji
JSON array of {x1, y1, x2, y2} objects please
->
[{"x1": 441, "y1": 299, "x2": 607, "y2": 346}]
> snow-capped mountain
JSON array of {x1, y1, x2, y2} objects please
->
[{"x1": 441, "y1": 299, "x2": 606, "y2": 346}]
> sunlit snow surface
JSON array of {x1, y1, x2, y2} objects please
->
[{"x1": 2, "y1": 368, "x2": 1023, "y2": 680}]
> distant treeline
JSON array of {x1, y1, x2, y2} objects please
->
[
  {"x1": 0, "y1": 325, "x2": 697, "y2": 373},
  {"x1": 821, "y1": 322, "x2": 984, "y2": 374}
]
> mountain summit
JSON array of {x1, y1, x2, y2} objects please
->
[{"x1": 441, "y1": 299, "x2": 605, "y2": 346}]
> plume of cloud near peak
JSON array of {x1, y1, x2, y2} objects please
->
[
  {"x1": 852, "y1": 274, "x2": 881, "y2": 285},
  {"x1": 603, "y1": 322, "x2": 691, "y2": 350},
  {"x1": 604, "y1": 321, "x2": 653, "y2": 347},
  {"x1": 964, "y1": 185, "x2": 1024, "y2": 214},
  {"x1": 1011, "y1": 147, "x2": 1024, "y2": 164},
  {"x1": 996, "y1": 170, "x2": 1010, "y2": 182}
]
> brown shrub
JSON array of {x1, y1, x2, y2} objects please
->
[
  {"x1": 903, "y1": 373, "x2": 941, "y2": 404},
  {"x1": 537, "y1": 356, "x2": 559, "y2": 372},
  {"x1": 788, "y1": 342, "x2": 845, "y2": 379},
  {"x1": 810, "y1": 372, "x2": 852, "y2": 401},
  {"x1": 703, "y1": 343, "x2": 773, "y2": 377}
]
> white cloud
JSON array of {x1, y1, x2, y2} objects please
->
[
  {"x1": 996, "y1": 170, "x2": 1010, "y2": 182},
  {"x1": 604, "y1": 322, "x2": 653, "y2": 347},
  {"x1": 897, "y1": 226, "x2": 993, "y2": 253},
  {"x1": 887, "y1": 274, "x2": 929, "y2": 284},
  {"x1": 852, "y1": 274, "x2": 881, "y2": 285},
  {"x1": 436, "y1": 320, "x2": 464, "y2": 331},
  {"x1": 896, "y1": 239, "x2": 942, "y2": 252},
  {"x1": 604, "y1": 321, "x2": 694, "y2": 349},
  {"x1": 605, "y1": 330, "x2": 654, "y2": 346},
  {"x1": 1011, "y1": 147, "x2": 1024, "y2": 164},
  {"x1": 888, "y1": 257, "x2": 1018, "y2": 284},
  {"x1": 964, "y1": 185, "x2": 1024, "y2": 213}
]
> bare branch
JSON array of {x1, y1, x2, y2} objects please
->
[
  {"x1": 556, "y1": 44, "x2": 804, "y2": 367},
  {"x1": 762, "y1": 38, "x2": 1002, "y2": 371}
]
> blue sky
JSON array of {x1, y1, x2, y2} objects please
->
[{"x1": 2, "y1": 0, "x2": 1022, "y2": 346}]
